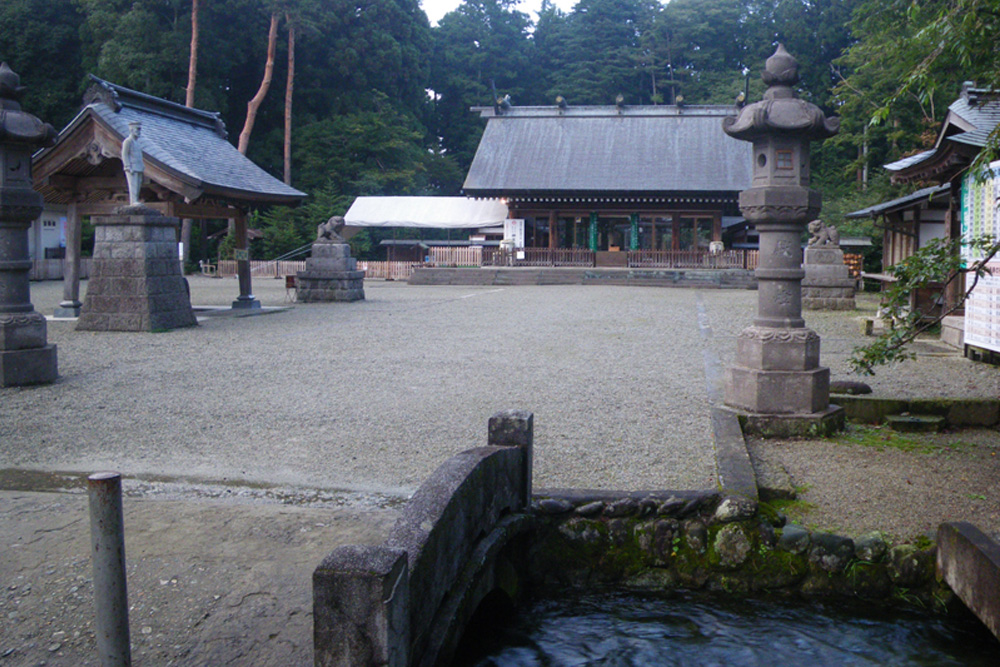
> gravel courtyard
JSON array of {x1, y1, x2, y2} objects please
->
[{"x1": 4, "y1": 276, "x2": 733, "y2": 497}]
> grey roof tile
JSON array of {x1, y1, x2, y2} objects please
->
[
  {"x1": 84, "y1": 77, "x2": 305, "y2": 202},
  {"x1": 463, "y1": 106, "x2": 752, "y2": 195}
]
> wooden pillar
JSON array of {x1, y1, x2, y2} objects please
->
[
  {"x1": 199, "y1": 220, "x2": 208, "y2": 263},
  {"x1": 232, "y1": 209, "x2": 259, "y2": 309},
  {"x1": 548, "y1": 211, "x2": 558, "y2": 251},
  {"x1": 672, "y1": 217, "x2": 680, "y2": 250},
  {"x1": 55, "y1": 199, "x2": 83, "y2": 317},
  {"x1": 692, "y1": 217, "x2": 699, "y2": 249},
  {"x1": 712, "y1": 213, "x2": 722, "y2": 242},
  {"x1": 944, "y1": 181, "x2": 963, "y2": 311},
  {"x1": 651, "y1": 218, "x2": 658, "y2": 250}
]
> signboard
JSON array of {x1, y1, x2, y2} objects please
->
[
  {"x1": 962, "y1": 161, "x2": 1000, "y2": 353},
  {"x1": 234, "y1": 248, "x2": 250, "y2": 261},
  {"x1": 503, "y1": 219, "x2": 525, "y2": 249}
]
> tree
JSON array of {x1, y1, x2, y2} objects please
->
[
  {"x1": 850, "y1": 236, "x2": 1000, "y2": 374},
  {"x1": 238, "y1": 11, "x2": 280, "y2": 155},
  {"x1": 185, "y1": 0, "x2": 200, "y2": 107},
  {"x1": 0, "y1": 0, "x2": 84, "y2": 128},
  {"x1": 430, "y1": 0, "x2": 538, "y2": 170}
]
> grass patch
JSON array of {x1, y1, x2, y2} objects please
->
[{"x1": 835, "y1": 423, "x2": 977, "y2": 456}]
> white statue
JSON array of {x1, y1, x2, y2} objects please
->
[{"x1": 121, "y1": 121, "x2": 144, "y2": 206}]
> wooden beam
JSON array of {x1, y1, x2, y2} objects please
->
[
  {"x1": 77, "y1": 201, "x2": 170, "y2": 216},
  {"x1": 171, "y1": 201, "x2": 241, "y2": 220},
  {"x1": 45, "y1": 174, "x2": 124, "y2": 193}
]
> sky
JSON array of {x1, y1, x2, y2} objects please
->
[{"x1": 422, "y1": 0, "x2": 578, "y2": 26}]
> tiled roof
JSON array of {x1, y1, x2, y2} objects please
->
[
  {"x1": 50, "y1": 76, "x2": 305, "y2": 204},
  {"x1": 463, "y1": 105, "x2": 752, "y2": 196},
  {"x1": 884, "y1": 150, "x2": 936, "y2": 172},
  {"x1": 886, "y1": 85, "x2": 1000, "y2": 176},
  {"x1": 845, "y1": 184, "x2": 949, "y2": 219}
]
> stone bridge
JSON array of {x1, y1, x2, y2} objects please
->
[{"x1": 313, "y1": 410, "x2": 535, "y2": 667}]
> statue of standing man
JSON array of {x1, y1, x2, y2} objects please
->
[{"x1": 121, "y1": 121, "x2": 144, "y2": 206}]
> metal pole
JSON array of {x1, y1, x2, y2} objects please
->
[{"x1": 88, "y1": 472, "x2": 132, "y2": 667}]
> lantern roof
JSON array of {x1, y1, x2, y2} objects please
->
[{"x1": 722, "y1": 45, "x2": 839, "y2": 142}]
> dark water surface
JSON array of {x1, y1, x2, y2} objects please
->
[{"x1": 467, "y1": 591, "x2": 999, "y2": 666}]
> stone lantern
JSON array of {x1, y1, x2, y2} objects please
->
[
  {"x1": 0, "y1": 63, "x2": 58, "y2": 386},
  {"x1": 721, "y1": 45, "x2": 842, "y2": 432}
]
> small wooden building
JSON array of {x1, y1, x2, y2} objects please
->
[
  {"x1": 853, "y1": 82, "x2": 1000, "y2": 352},
  {"x1": 462, "y1": 104, "x2": 752, "y2": 267},
  {"x1": 32, "y1": 76, "x2": 306, "y2": 308}
]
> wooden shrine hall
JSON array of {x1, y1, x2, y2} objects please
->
[
  {"x1": 32, "y1": 75, "x2": 306, "y2": 312},
  {"x1": 462, "y1": 103, "x2": 752, "y2": 267}
]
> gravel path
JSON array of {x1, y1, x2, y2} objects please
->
[{"x1": 4, "y1": 277, "x2": 723, "y2": 496}]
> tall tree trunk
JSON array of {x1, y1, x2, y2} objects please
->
[
  {"x1": 185, "y1": 0, "x2": 200, "y2": 108},
  {"x1": 284, "y1": 16, "x2": 295, "y2": 185},
  {"x1": 182, "y1": 0, "x2": 201, "y2": 265},
  {"x1": 238, "y1": 12, "x2": 280, "y2": 155}
]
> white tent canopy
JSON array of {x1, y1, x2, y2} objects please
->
[{"x1": 344, "y1": 196, "x2": 508, "y2": 229}]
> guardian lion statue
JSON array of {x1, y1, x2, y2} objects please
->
[
  {"x1": 316, "y1": 215, "x2": 346, "y2": 242},
  {"x1": 807, "y1": 219, "x2": 840, "y2": 247}
]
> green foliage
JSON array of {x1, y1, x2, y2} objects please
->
[
  {"x1": 0, "y1": 0, "x2": 84, "y2": 127},
  {"x1": 850, "y1": 235, "x2": 1000, "y2": 374}
]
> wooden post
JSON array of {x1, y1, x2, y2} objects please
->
[
  {"x1": 651, "y1": 217, "x2": 658, "y2": 250},
  {"x1": 672, "y1": 217, "x2": 680, "y2": 250},
  {"x1": 55, "y1": 199, "x2": 83, "y2": 317},
  {"x1": 548, "y1": 211, "x2": 557, "y2": 253},
  {"x1": 713, "y1": 213, "x2": 722, "y2": 242},
  {"x1": 231, "y1": 209, "x2": 259, "y2": 309}
]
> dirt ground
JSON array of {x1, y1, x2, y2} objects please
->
[{"x1": 749, "y1": 424, "x2": 1000, "y2": 543}]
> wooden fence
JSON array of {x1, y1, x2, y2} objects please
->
[
  {"x1": 356, "y1": 261, "x2": 422, "y2": 280},
  {"x1": 482, "y1": 247, "x2": 595, "y2": 267},
  {"x1": 30, "y1": 259, "x2": 92, "y2": 281},
  {"x1": 215, "y1": 260, "x2": 306, "y2": 277},
  {"x1": 428, "y1": 246, "x2": 482, "y2": 267},
  {"x1": 628, "y1": 249, "x2": 758, "y2": 270}
]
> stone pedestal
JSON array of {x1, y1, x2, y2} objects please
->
[
  {"x1": 296, "y1": 241, "x2": 365, "y2": 302},
  {"x1": 802, "y1": 246, "x2": 855, "y2": 310},
  {"x1": 77, "y1": 208, "x2": 197, "y2": 332}
]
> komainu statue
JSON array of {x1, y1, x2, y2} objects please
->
[
  {"x1": 316, "y1": 215, "x2": 346, "y2": 242},
  {"x1": 807, "y1": 219, "x2": 840, "y2": 247}
]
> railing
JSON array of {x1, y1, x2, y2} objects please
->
[
  {"x1": 356, "y1": 260, "x2": 422, "y2": 280},
  {"x1": 216, "y1": 260, "x2": 307, "y2": 277},
  {"x1": 481, "y1": 248, "x2": 758, "y2": 269},
  {"x1": 628, "y1": 249, "x2": 758, "y2": 270},
  {"x1": 428, "y1": 247, "x2": 483, "y2": 267},
  {"x1": 483, "y1": 247, "x2": 595, "y2": 267}
]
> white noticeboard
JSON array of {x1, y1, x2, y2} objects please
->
[
  {"x1": 503, "y1": 219, "x2": 525, "y2": 249},
  {"x1": 962, "y1": 160, "x2": 1000, "y2": 354}
]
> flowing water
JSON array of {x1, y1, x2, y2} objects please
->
[{"x1": 466, "y1": 591, "x2": 999, "y2": 666}]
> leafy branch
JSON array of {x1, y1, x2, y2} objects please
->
[{"x1": 850, "y1": 235, "x2": 1000, "y2": 375}]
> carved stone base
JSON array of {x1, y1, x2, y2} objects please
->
[
  {"x1": 77, "y1": 212, "x2": 197, "y2": 332},
  {"x1": 0, "y1": 343, "x2": 57, "y2": 387},
  {"x1": 726, "y1": 365, "x2": 830, "y2": 415},
  {"x1": 296, "y1": 242, "x2": 365, "y2": 303},
  {"x1": 803, "y1": 246, "x2": 855, "y2": 311},
  {"x1": 735, "y1": 326, "x2": 820, "y2": 371}
]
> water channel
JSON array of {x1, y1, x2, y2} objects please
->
[{"x1": 465, "y1": 591, "x2": 999, "y2": 666}]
